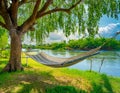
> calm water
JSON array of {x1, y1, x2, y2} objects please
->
[{"x1": 27, "y1": 49, "x2": 120, "y2": 77}]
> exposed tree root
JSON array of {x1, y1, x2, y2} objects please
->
[{"x1": 2, "y1": 63, "x2": 24, "y2": 72}]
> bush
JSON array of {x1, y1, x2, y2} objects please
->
[{"x1": 0, "y1": 50, "x2": 10, "y2": 58}]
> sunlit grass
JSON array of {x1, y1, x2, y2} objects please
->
[{"x1": 0, "y1": 53, "x2": 120, "y2": 93}]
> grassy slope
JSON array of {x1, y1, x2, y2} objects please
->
[{"x1": 0, "y1": 53, "x2": 120, "y2": 93}]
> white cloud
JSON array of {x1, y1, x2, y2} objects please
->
[
  {"x1": 48, "y1": 32, "x2": 66, "y2": 41},
  {"x1": 98, "y1": 23, "x2": 120, "y2": 39},
  {"x1": 22, "y1": 35, "x2": 36, "y2": 45},
  {"x1": 46, "y1": 30, "x2": 66, "y2": 43},
  {"x1": 46, "y1": 30, "x2": 83, "y2": 43},
  {"x1": 99, "y1": 23, "x2": 120, "y2": 34},
  {"x1": 67, "y1": 32, "x2": 84, "y2": 40}
]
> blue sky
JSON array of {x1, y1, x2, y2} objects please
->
[
  {"x1": 98, "y1": 15, "x2": 120, "y2": 39},
  {"x1": 99, "y1": 15, "x2": 120, "y2": 26}
]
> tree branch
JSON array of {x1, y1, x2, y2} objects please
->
[
  {"x1": 37, "y1": 8, "x2": 70, "y2": 18},
  {"x1": 3, "y1": 0, "x2": 8, "y2": 9},
  {"x1": 37, "y1": 0, "x2": 82, "y2": 18},
  {"x1": 20, "y1": 0, "x2": 41, "y2": 33},
  {"x1": 20, "y1": 0, "x2": 82, "y2": 33},
  {"x1": 19, "y1": 0, "x2": 36, "y2": 6},
  {"x1": 9, "y1": 0, "x2": 19, "y2": 27},
  {"x1": 38, "y1": 0, "x2": 53, "y2": 14},
  {"x1": 0, "y1": 0, "x2": 13, "y2": 30},
  {"x1": 19, "y1": 0, "x2": 27, "y2": 6},
  {"x1": 32, "y1": 0, "x2": 41, "y2": 16}
]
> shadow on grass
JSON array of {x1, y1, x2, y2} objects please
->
[
  {"x1": 17, "y1": 80, "x2": 53, "y2": 93},
  {"x1": 90, "y1": 74, "x2": 113, "y2": 93},
  {"x1": 46, "y1": 86, "x2": 87, "y2": 93},
  {"x1": 17, "y1": 82, "x2": 87, "y2": 93},
  {"x1": 90, "y1": 82, "x2": 103, "y2": 93},
  {"x1": 0, "y1": 70, "x2": 86, "y2": 93},
  {"x1": 101, "y1": 74, "x2": 113, "y2": 93}
]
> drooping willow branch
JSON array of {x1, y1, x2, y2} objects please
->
[{"x1": 37, "y1": 0, "x2": 82, "y2": 18}]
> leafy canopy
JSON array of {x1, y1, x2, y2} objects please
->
[{"x1": 0, "y1": 0, "x2": 120, "y2": 44}]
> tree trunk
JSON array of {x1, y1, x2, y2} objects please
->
[{"x1": 2, "y1": 29, "x2": 23, "y2": 72}]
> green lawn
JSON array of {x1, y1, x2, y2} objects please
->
[{"x1": 0, "y1": 53, "x2": 120, "y2": 93}]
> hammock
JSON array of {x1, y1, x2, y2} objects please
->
[
  {"x1": 25, "y1": 31, "x2": 120, "y2": 67},
  {"x1": 25, "y1": 46, "x2": 101, "y2": 67}
]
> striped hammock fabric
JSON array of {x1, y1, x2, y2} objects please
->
[{"x1": 25, "y1": 46, "x2": 101, "y2": 67}]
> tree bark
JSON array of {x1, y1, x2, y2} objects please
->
[{"x1": 2, "y1": 29, "x2": 23, "y2": 72}]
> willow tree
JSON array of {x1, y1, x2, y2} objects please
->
[{"x1": 0, "y1": 0, "x2": 119, "y2": 72}]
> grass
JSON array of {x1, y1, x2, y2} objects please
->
[{"x1": 0, "y1": 53, "x2": 120, "y2": 93}]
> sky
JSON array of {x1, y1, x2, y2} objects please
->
[
  {"x1": 98, "y1": 15, "x2": 120, "y2": 39},
  {"x1": 45, "y1": 15, "x2": 120, "y2": 43}
]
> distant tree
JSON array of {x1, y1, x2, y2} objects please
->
[{"x1": 0, "y1": 0, "x2": 119, "y2": 72}]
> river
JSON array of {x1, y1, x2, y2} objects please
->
[{"x1": 26, "y1": 49, "x2": 120, "y2": 77}]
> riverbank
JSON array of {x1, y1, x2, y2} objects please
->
[
  {"x1": 23, "y1": 37, "x2": 120, "y2": 51},
  {"x1": 0, "y1": 54, "x2": 120, "y2": 93}
]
